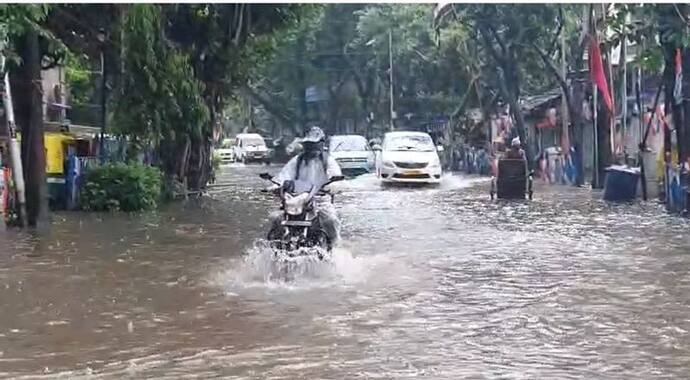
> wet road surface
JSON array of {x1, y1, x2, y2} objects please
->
[{"x1": 2, "y1": 164, "x2": 690, "y2": 379}]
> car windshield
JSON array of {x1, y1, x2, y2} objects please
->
[
  {"x1": 330, "y1": 136, "x2": 368, "y2": 152},
  {"x1": 220, "y1": 140, "x2": 233, "y2": 149},
  {"x1": 384, "y1": 135, "x2": 435, "y2": 152},
  {"x1": 242, "y1": 137, "x2": 265, "y2": 146}
]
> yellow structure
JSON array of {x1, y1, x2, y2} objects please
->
[
  {"x1": 44, "y1": 132, "x2": 75, "y2": 175},
  {"x1": 657, "y1": 147, "x2": 678, "y2": 181}
]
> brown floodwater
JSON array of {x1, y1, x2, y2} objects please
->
[{"x1": 1, "y1": 164, "x2": 690, "y2": 379}]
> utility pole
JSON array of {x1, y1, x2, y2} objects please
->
[
  {"x1": 388, "y1": 29, "x2": 395, "y2": 131},
  {"x1": 621, "y1": 13, "x2": 628, "y2": 157},
  {"x1": 560, "y1": 15, "x2": 569, "y2": 152},
  {"x1": 1, "y1": 42, "x2": 28, "y2": 227},
  {"x1": 98, "y1": 29, "x2": 107, "y2": 164}
]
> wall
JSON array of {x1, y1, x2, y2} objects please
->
[{"x1": 41, "y1": 66, "x2": 67, "y2": 122}]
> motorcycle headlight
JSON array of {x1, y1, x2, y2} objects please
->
[{"x1": 284, "y1": 193, "x2": 309, "y2": 215}]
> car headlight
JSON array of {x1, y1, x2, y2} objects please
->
[
  {"x1": 429, "y1": 158, "x2": 441, "y2": 168},
  {"x1": 382, "y1": 160, "x2": 396, "y2": 168}
]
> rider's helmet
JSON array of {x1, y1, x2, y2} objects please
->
[{"x1": 302, "y1": 126, "x2": 326, "y2": 158}]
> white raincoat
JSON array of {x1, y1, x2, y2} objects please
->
[
  {"x1": 270, "y1": 153, "x2": 343, "y2": 243},
  {"x1": 276, "y1": 154, "x2": 342, "y2": 189}
]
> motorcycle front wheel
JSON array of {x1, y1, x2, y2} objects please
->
[{"x1": 309, "y1": 229, "x2": 332, "y2": 257}]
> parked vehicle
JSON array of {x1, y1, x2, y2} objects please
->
[
  {"x1": 374, "y1": 131, "x2": 443, "y2": 184},
  {"x1": 216, "y1": 138, "x2": 236, "y2": 164},
  {"x1": 260, "y1": 172, "x2": 344, "y2": 258},
  {"x1": 233, "y1": 133, "x2": 269, "y2": 164},
  {"x1": 328, "y1": 135, "x2": 375, "y2": 176},
  {"x1": 262, "y1": 137, "x2": 276, "y2": 164},
  {"x1": 490, "y1": 158, "x2": 533, "y2": 200}
]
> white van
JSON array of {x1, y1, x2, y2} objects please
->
[{"x1": 233, "y1": 133, "x2": 269, "y2": 163}]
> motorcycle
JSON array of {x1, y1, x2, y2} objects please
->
[{"x1": 260, "y1": 173, "x2": 344, "y2": 260}]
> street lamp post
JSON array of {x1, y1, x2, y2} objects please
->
[
  {"x1": 388, "y1": 29, "x2": 395, "y2": 131},
  {"x1": 365, "y1": 38, "x2": 378, "y2": 136},
  {"x1": 97, "y1": 28, "x2": 107, "y2": 163}
]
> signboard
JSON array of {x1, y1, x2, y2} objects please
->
[{"x1": 305, "y1": 86, "x2": 329, "y2": 103}]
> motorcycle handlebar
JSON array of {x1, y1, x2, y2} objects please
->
[
  {"x1": 259, "y1": 173, "x2": 344, "y2": 199},
  {"x1": 259, "y1": 172, "x2": 281, "y2": 187}
]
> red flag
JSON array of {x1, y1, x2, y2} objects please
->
[{"x1": 588, "y1": 35, "x2": 613, "y2": 112}]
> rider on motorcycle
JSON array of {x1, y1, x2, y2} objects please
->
[{"x1": 268, "y1": 126, "x2": 342, "y2": 244}]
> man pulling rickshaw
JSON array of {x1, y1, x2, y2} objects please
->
[{"x1": 490, "y1": 137, "x2": 533, "y2": 200}]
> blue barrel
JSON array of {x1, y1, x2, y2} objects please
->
[{"x1": 604, "y1": 166, "x2": 640, "y2": 201}]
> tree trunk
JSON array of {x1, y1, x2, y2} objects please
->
[
  {"x1": 594, "y1": 102, "x2": 612, "y2": 189},
  {"x1": 295, "y1": 34, "x2": 307, "y2": 132},
  {"x1": 662, "y1": 47, "x2": 674, "y2": 166},
  {"x1": 682, "y1": 48, "x2": 690, "y2": 171},
  {"x1": 186, "y1": 135, "x2": 211, "y2": 192},
  {"x1": 570, "y1": 79, "x2": 586, "y2": 186},
  {"x1": 497, "y1": 66, "x2": 533, "y2": 170},
  {"x1": 17, "y1": 29, "x2": 48, "y2": 226}
]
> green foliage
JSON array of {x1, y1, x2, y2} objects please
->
[
  {"x1": 113, "y1": 5, "x2": 210, "y2": 141},
  {"x1": 211, "y1": 152, "x2": 222, "y2": 170},
  {"x1": 113, "y1": 4, "x2": 169, "y2": 143},
  {"x1": 163, "y1": 52, "x2": 210, "y2": 141},
  {"x1": 0, "y1": 4, "x2": 50, "y2": 40},
  {"x1": 356, "y1": 4, "x2": 470, "y2": 115},
  {"x1": 246, "y1": 4, "x2": 475, "y2": 134},
  {"x1": 0, "y1": 4, "x2": 50, "y2": 66},
  {"x1": 64, "y1": 51, "x2": 93, "y2": 105},
  {"x1": 638, "y1": 48, "x2": 664, "y2": 73},
  {"x1": 81, "y1": 162, "x2": 162, "y2": 212}
]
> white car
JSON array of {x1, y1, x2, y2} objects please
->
[
  {"x1": 216, "y1": 138, "x2": 236, "y2": 164},
  {"x1": 328, "y1": 135, "x2": 375, "y2": 176},
  {"x1": 233, "y1": 133, "x2": 269, "y2": 163},
  {"x1": 375, "y1": 131, "x2": 443, "y2": 184}
]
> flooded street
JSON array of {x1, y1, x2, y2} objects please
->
[{"x1": 2, "y1": 164, "x2": 690, "y2": 379}]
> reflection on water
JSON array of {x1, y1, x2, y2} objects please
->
[{"x1": 2, "y1": 165, "x2": 690, "y2": 379}]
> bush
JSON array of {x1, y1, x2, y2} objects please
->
[
  {"x1": 212, "y1": 152, "x2": 222, "y2": 171},
  {"x1": 81, "y1": 162, "x2": 162, "y2": 212}
]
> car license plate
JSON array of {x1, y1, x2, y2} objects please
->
[{"x1": 403, "y1": 169, "x2": 422, "y2": 175}]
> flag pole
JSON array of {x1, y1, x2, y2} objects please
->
[
  {"x1": 560, "y1": 9, "x2": 569, "y2": 153},
  {"x1": 621, "y1": 13, "x2": 628, "y2": 158},
  {"x1": 594, "y1": 81, "x2": 599, "y2": 188}
]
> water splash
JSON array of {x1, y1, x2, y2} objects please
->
[
  {"x1": 211, "y1": 240, "x2": 370, "y2": 291},
  {"x1": 330, "y1": 173, "x2": 381, "y2": 192},
  {"x1": 219, "y1": 162, "x2": 246, "y2": 169},
  {"x1": 330, "y1": 172, "x2": 488, "y2": 193},
  {"x1": 437, "y1": 173, "x2": 489, "y2": 191}
]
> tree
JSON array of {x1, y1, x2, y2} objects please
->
[
  {"x1": 439, "y1": 4, "x2": 561, "y2": 168},
  {"x1": 2, "y1": 4, "x2": 54, "y2": 226},
  {"x1": 162, "y1": 4, "x2": 307, "y2": 189},
  {"x1": 112, "y1": 4, "x2": 210, "y2": 192},
  {"x1": 248, "y1": 4, "x2": 480, "y2": 139}
]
